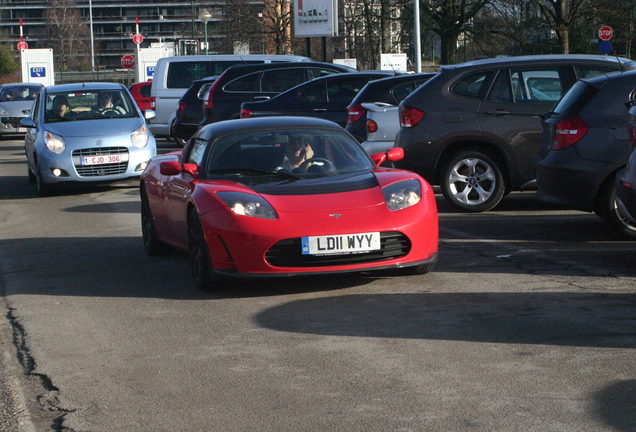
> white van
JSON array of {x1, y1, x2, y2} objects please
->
[{"x1": 149, "y1": 54, "x2": 311, "y2": 137}]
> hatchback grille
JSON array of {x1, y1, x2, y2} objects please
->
[
  {"x1": 265, "y1": 231, "x2": 411, "y2": 267},
  {"x1": 73, "y1": 147, "x2": 128, "y2": 177}
]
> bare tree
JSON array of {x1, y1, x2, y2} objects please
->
[
  {"x1": 46, "y1": 0, "x2": 91, "y2": 71},
  {"x1": 531, "y1": 0, "x2": 591, "y2": 53},
  {"x1": 419, "y1": 0, "x2": 492, "y2": 64}
]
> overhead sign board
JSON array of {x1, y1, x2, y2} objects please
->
[{"x1": 293, "y1": 0, "x2": 338, "y2": 37}]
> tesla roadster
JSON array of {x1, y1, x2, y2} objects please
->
[{"x1": 140, "y1": 117, "x2": 438, "y2": 290}]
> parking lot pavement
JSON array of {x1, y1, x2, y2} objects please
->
[{"x1": 0, "y1": 300, "x2": 36, "y2": 432}]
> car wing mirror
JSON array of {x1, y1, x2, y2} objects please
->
[
  {"x1": 371, "y1": 147, "x2": 404, "y2": 167},
  {"x1": 144, "y1": 109, "x2": 156, "y2": 121},
  {"x1": 159, "y1": 161, "x2": 199, "y2": 178},
  {"x1": 20, "y1": 117, "x2": 35, "y2": 128}
]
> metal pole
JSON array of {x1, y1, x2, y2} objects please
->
[
  {"x1": 90, "y1": 0, "x2": 95, "y2": 72},
  {"x1": 414, "y1": 0, "x2": 421, "y2": 72},
  {"x1": 204, "y1": 22, "x2": 209, "y2": 55}
]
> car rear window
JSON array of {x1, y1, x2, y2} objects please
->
[{"x1": 551, "y1": 80, "x2": 598, "y2": 117}]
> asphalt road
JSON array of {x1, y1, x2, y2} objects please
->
[{"x1": 1, "y1": 136, "x2": 636, "y2": 432}]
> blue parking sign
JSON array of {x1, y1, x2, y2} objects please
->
[
  {"x1": 30, "y1": 67, "x2": 46, "y2": 77},
  {"x1": 147, "y1": 66, "x2": 155, "y2": 77}
]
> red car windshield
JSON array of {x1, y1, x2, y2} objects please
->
[{"x1": 205, "y1": 128, "x2": 373, "y2": 179}]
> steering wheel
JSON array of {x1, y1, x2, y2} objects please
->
[
  {"x1": 298, "y1": 158, "x2": 336, "y2": 174},
  {"x1": 100, "y1": 108, "x2": 121, "y2": 115}
]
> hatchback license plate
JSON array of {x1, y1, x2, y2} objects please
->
[
  {"x1": 81, "y1": 154, "x2": 123, "y2": 166},
  {"x1": 302, "y1": 232, "x2": 381, "y2": 255}
]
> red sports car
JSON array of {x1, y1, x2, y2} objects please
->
[
  {"x1": 140, "y1": 117, "x2": 438, "y2": 290},
  {"x1": 128, "y1": 81, "x2": 152, "y2": 112}
]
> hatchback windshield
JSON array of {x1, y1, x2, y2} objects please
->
[
  {"x1": 205, "y1": 128, "x2": 373, "y2": 179},
  {"x1": 44, "y1": 89, "x2": 137, "y2": 123}
]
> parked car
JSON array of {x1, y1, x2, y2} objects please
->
[
  {"x1": 616, "y1": 141, "x2": 636, "y2": 227},
  {"x1": 170, "y1": 76, "x2": 218, "y2": 146},
  {"x1": 149, "y1": 54, "x2": 311, "y2": 138},
  {"x1": 140, "y1": 117, "x2": 438, "y2": 290},
  {"x1": 359, "y1": 103, "x2": 402, "y2": 156},
  {"x1": 536, "y1": 69, "x2": 636, "y2": 239},
  {"x1": 0, "y1": 82, "x2": 43, "y2": 136},
  {"x1": 239, "y1": 72, "x2": 394, "y2": 126},
  {"x1": 22, "y1": 83, "x2": 156, "y2": 197},
  {"x1": 129, "y1": 81, "x2": 152, "y2": 111},
  {"x1": 346, "y1": 73, "x2": 435, "y2": 142},
  {"x1": 200, "y1": 62, "x2": 355, "y2": 126},
  {"x1": 394, "y1": 54, "x2": 636, "y2": 212}
]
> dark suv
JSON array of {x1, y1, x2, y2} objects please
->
[
  {"x1": 346, "y1": 73, "x2": 435, "y2": 142},
  {"x1": 536, "y1": 69, "x2": 636, "y2": 239},
  {"x1": 394, "y1": 55, "x2": 636, "y2": 212},
  {"x1": 170, "y1": 76, "x2": 218, "y2": 146},
  {"x1": 240, "y1": 72, "x2": 395, "y2": 127},
  {"x1": 200, "y1": 62, "x2": 354, "y2": 126}
]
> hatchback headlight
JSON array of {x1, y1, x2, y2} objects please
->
[
  {"x1": 383, "y1": 179, "x2": 422, "y2": 211},
  {"x1": 131, "y1": 125, "x2": 149, "y2": 149},
  {"x1": 216, "y1": 192, "x2": 277, "y2": 219},
  {"x1": 0, "y1": 108, "x2": 8, "y2": 116},
  {"x1": 44, "y1": 131, "x2": 65, "y2": 154}
]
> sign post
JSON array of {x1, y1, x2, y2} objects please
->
[{"x1": 598, "y1": 26, "x2": 614, "y2": 55}]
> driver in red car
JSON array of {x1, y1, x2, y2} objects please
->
[{"x1": 279, "y1": 136, "x2": 314, "y2": 171}]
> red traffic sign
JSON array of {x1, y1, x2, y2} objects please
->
[
  {"x1": 599, "y1": 26, "x2": 613, "y2": 41},
  {"x1": 17, "y1": 41, "x2": 28, "y2": 50},
  {"x1": 132, "y1": 33, "x2": 144, "y2": 44},
  {"x1": 121, "y1": 55, "x2": 135, "y2": 69}
]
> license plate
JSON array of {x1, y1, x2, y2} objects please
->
[
  {"x1": 80, "y1": 154, "x2": 123, "y2": 166},
  {"x1": 17, "y1": 127, "x2": 26, "y2": 133},
  {"x1": 302, "y1": 232, "x2": 381, "y2": 255}
]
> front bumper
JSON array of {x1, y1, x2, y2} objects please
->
[
  {"x1": 38, "y1": 137, "x2": 157, "y2": 185},
  {"x1": 0, "y1": 116, "x2": 27, "y2": 134}
]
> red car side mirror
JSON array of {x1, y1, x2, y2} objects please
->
[
  {"x1": 159, "y1": 161, "x2": 199, "y2": 178},
  {"x1": 371, "y1": 147, "x2": 404, "y2": 167}
]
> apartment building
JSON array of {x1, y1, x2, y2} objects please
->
[{"x1": 0, "y1": 0, "x2": 267, "y2": 70}]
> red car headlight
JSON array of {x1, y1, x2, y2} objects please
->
[
  {"x1": 382, "y1": 179, "x2": 421, "y2": 211},
  {"x1": 216, "y1": 191, "x2": 277, "y2": 219}
]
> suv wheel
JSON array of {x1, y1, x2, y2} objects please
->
[
  {"x1": 597, "y1": 173, "x2": 636, "y2": 240},
  {"x1": 441, "y1": 150, "x2": 505, "y2": 212}
]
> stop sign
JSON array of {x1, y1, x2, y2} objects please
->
[
  {"x1": 599, "y1": 26, "x2": 613, "y2": 41},
  {"x1": 121, "y1": 55, "x2": 135, "y2": 69}
]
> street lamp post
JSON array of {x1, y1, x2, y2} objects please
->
[{"x1": 199, "y1": 9, "x2": 212, "y2": 55}]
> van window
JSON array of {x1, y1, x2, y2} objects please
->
[
  {"x1": 166, "y1": 61, "x2": 261, "y2": 89},
  {"x1": 576, "y1": 66, "x2": 621, "y2": 79}
]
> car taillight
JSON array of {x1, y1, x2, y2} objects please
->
[
  {"x1": 629, "y1": 127, "x2": 636, "y2": 147},
  {"x1": 552, "y1": 116, "x2": 588, "y2": 150},
  {"x1": 177, "y1": 101, "x2": 186, "y2": 112},
  {"x1": 399, "y1": 104, "x2": 425, "y2": 127},
  {"x1": 367, "y1": 119, "x2": 378, "y2": 133},
  {"x1": 150, "y1": 96, "x2": 156, "y2": 110},
  {"x1": 240, "y1": 108, "x2": 253, "y2": 118},
  {"x1": 347, "y1": 104, "x2": 365, "y2": 125},
  {"x1": 204, "y1": 72, "x2": 224, "y2": 110}
]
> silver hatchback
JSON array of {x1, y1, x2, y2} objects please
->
[{"x1": 23, "y1": 82, "x2": 156, "y2": 196}]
